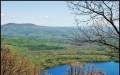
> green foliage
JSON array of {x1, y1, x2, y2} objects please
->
[{"x1": 1, "y1": 36, "x2": 119, "y2": 70}]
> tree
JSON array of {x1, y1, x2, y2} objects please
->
[
  {"x1": 1, "y1": 45, "x2": 36, "y2": 75},
  {"x1": 67, "y1": 1, "x2": 119, "y2": 51}
]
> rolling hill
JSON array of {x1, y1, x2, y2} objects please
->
[{"x1": 1, "y1": 23, "x2": 75, "y2": 40}]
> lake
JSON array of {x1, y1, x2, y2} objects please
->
[{"x1": 40, "y1": 61, "x2": 119, "y2": 75}]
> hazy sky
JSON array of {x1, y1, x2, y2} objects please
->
[{"x1": 1, "y1": 1, "x2": 75, "y2": 27}]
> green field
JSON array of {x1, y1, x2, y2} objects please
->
[{"x1": 1, "y1": 36, "x2": 119, "y2": 70}]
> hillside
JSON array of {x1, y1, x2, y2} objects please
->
[
  {"x1": 1, "y1": 23, "x2": 75, "y2": 40},
  {"x1": 1, "y1": 23, "x2": 119, "y2": 75}
]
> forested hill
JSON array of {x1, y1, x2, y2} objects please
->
[{"x1": 1, "y1": 23, "x2": 75, "y2": 40}]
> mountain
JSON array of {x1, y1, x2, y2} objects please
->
[{"x1": 1, "y1": 23, "x2": 75, "y2": 40}]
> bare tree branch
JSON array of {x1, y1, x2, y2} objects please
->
[{"x1": 67, "y1": 1, "x2": 119, "y2": 51}]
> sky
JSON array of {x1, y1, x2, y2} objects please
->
[
  {"x1": 1, "y1": 1, "x2": 76, "y2": 27},
  {"x1": 1, "y1": 1, "x2": 119, "y2": 27}
]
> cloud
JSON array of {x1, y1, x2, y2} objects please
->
[{"x1": 45, "y1": 15, "x2": 49, "y2": 18}]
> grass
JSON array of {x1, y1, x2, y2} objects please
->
[{"x1": 1, "y1": 36, "x2": 119, "y2": 69}]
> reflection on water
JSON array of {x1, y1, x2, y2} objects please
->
[
  {"x1": 40, "y1": 62, "x2": 119, "y2": 75},
  {"x1": 84, "y1": 62, "x2": 119, "y2": 75}
]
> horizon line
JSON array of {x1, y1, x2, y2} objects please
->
[{"x1": 1, "y1": 22, "x2": 76, "y2": 27}]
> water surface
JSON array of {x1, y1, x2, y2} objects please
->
[{"x1": 40, "y1": 61, "x2": 119, "y2": 75}]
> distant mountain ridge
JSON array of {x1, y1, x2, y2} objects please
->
[{"x1": 1, "y1": 23, "x2": 75, "y2": 40}]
